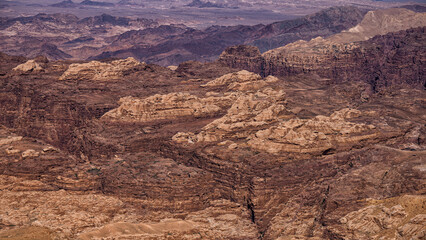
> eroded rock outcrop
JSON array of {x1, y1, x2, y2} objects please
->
[
  {"x1": 12, "y1": 60, "x2": 43, "y2": 73},
  {"x1": 202, "y1": 70, "x2": 278, "y2": 91},
  {"x1": 218, "y1": 46, "x2": 265, "y2": 73},
  {"x1": 248, "y1": 108, "x2": 378, "y2": 154},
  {"x1": 202, "y1": 70, "x2": 262, "y2": 87},
  {"x1": 175, "y1": 105, "x2": 379, "y2": 155},
  {"x1": 102, "y1": 92, "x2": 231, "y2": 122},
  {"x1": 336, "y1": 195, "x2": 426, "y2": 240},
  {"x1": 172, "y1": 71, "x2": 380, "y2": 155},
  {"x1": 78, "y1": 199, "x2": 257, "y2": 240},
  {"x1": 264, "y1": 8, "x2": 426, "y2": 61},
  {"x1": 103, "y1": 70, "x2": 281, "y2": 122},
  {"x1": 1, "y1": 34, "x2": 425, "y2": 240},
  {"x1": 219, "y1": 9, "x2": 426, "y2": 90},
  {"x1": 59, "y1": 57, "x2": 144, "y2": 81},
  {"x1": 174, "y1": 88, "x2": 287, "y2": 143}
]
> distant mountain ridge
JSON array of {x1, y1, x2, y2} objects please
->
[
  {"x1": 0, "y1": 13, "x2": 158, "y2": 60},
  {"x1": 50, "y1": 0, "x2": 78, "y2": 8},
  {"x1": 91, "y1": 6, "x2": 369, "y2": 65},
  {"x1": 186, "y1": 0, "x2": 226, "y2": 8},
  {"x1": 218, "y1": 8, "x2": 426, "y2": 90},
  {"x1": 1, "y1": 5, "x2": 425, "y2": 67},
  {"x1": 80, "y1": 0, "x2": 114, "y2": 7},
  {"x1": 50, "y1": 0, "x2": 115, "y2": 8}
]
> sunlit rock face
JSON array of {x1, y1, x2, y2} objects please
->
[
  {"x1": 102, "y1": 93, "x2": 227, "y2": 122},
  {"x1": 13, "y1": 60, "x2": 43, "y2": 73},
  {"x1": 219, "y1": 9, "x2": 426, "y2": 91},
  {"x1": 59, "y1": 57, "x2": 144, "y2": 81},
  {"x1": 0, "y1": 6, "x2": 425, "y2": 240},
  {"x1": 247, "y1": 109, "x2": 378, "y2": 154}
]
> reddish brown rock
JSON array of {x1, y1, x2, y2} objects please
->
[
  {"x1": 219, "y1": 9, "x2": 426, "y2": 91},
  {"x1": 0, "y1": 21, "x2": 424, "y2": 239}
]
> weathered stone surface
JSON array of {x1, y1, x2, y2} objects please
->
[
  {"x1": 219, "y1": 9, "x2": 426, "y2": 91},
  {"x1": 336, "y1": 195, "x2": 426, "y2": 240},
  {"x1": 218, "y1": 45, "x2": 265, "y2": 73},
  {"x1": 103, "y1": 70, "x2": 282, "y2": 123},
  {"x1": 12, "y1": 60, "x2": 43, "y2": 73},
  {"x1": 202, "y1": 69, "x2": 276, "y2": 92},
  {"x1": 202, "y1": 70, "x2": 262, "y2": 87},
  {"x1": 79, "y1": 199, "x2": 257, "y2": 240},
  {"x1": 248, "y1": 108, "x2": 378, "y2": 154},
  {"x1": 59, "y1": 57, "x2": 144, "y2": 81},
  {"x1": 0, "y1": 136, "x2": 22, "y2": 146},
  {"x1": 79, "y1": 220, "x2": 197, "y2": 240},
  {"x1": 21, "y1": 149, "x2": 40, "y2": 158},
  {"x1": 102, "y1": 92, "x2": 228, "y2": 122},
  {"x1": 0, "y1": 30, "x2": 425, "y2": 240}
]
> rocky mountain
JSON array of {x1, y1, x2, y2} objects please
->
[
  {"x1": 0, "y1": 2, "x2": 425, "y2": 240},
  {"x1": 116, "y1": 0, "x2": 145, "y2": 6},
  {"x1": 7, "y1": 5, "x2": 422, "y2": 66},
  {"x1": 50, "y1": 0, "x2": 79, "y2": 8},
  {"x1": 90, "y1": 6, "x2": 369, "y2": 66},
  {"x1": 80, "y1": 0, "x2": 115, "y2": 7},
  {"x1": 0, "y1": 6, "x2": 369, "y2": 64},
  {"x1": 219, "y1": 8, "x2": 426, "y2": 91},
  {"x1": 0, "y1": 13, "x2": 158, "y2": 60},
  {"x1": 401, "y1": 4, "x2": 426, "y2": 12},
  {"x1": 186, "y1": 0, "x2": 226, "y2": 8},
  {"x1": 50, "y1": 0, "x2": 117, "y2": 8},
  {"x1": 25, "y1": 43, "x2": 73, "y2": 60},
  {"x1": 249, "y1": 6, "x2": 368, "y2": 52},
  {"x1": 0, "y1": 21, "x2": 424, "y2": 237}
]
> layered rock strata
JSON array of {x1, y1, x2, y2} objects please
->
[
  {"x1": 102, "y1": 93, "x2": 231, "y2": 122},
  {"x1": 12, "y1": 59, "x2": 43, "y2": 73},
  {"x1": 102, "y1": 70, "x2": 278, "y2": 122},
  {"x1": 0, "y1": 46, "x2": 425, "y2": 240},
  {"x1": 59, "y1": 57, "x2": 144, "y2": 81},
  {"x1": 248, "y1": 109, "x2": 378, "y2": 154},
  {"x1": 219, "y1": 9, "x2": 426, "y2": 90},
  {"x1": 173, "y1": 87, "x2": 288, "y2": 143},
  {"x1": 173, "y1": 72, "x2": 380, "y2": 155}
]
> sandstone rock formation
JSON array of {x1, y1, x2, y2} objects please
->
[
  {"x1": 248, "y1": 108, "x2": 378, "y2": 154},
  {"x1": 202, "y1": 69, "x2": 278, "y2": 91},
  {"x1": 59, "y1": 57, "x2": 144, "y2": 81},
  {"x1": 202, "y1": 70, "x2": 262, "y2": 87},
  {"x1": 0, "y1": 22, "x2": 424, "y2": 239},
  {"x1": 263, "y1": 8, "x2": 426, "y2": 58},
  {"x1": 219, "y1": 8, "x2": 426, "y2": 90},
  {"x1": 336, "y1": 8, "x2": 426, "y2": 43},
  {"x1": 173, "y1": 71, "x2": 380, "y2": 155},
  {"x1": 78, "y1": 199, "x2": 257, "y2": 240},
  {"x1": 174, "y1": 87, "x2": 287, "y2": 143},
  {"x1": 103, "y1": 70, "x2": 281, "y2": 123},
  {"x1": 174, "y1": 104, "x2": 379, "y2": 155},
  {"x1": 337, "y1": 195, "x2": 426, "y2": 239},
  {"x1": 102, "y1": 92, "x2": 232, "y2": 122},
  {"x1": 218, "y1": 46, "x2": 265, "y2": 74},
  {"x1": 12, "y1": 59, "x2": 43, "y2": 73}
]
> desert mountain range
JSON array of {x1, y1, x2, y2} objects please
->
[
  {"x1": 0, "y1": 4, "x2": 425, "y2": 240},
  {"x1": 1, "y1": 5, "x2": 424, "y2": 66}
]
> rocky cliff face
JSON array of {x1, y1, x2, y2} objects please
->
[
  {"x1": 0, "y1": 8, "x2": 425, "y2": 239},
  {"x1": 250, "y1": 6, "x2": 368, "y2": 52},
  {"x1": 92, "y1": 6, "x2": 368, "y2": 66},
  {"x1": 0, "y1": 13, "x2": 158, "y2": 61},
  {"x1": 218, "y1": 45, "x2": 266, "y2": 73},
  {"x1": 219, "y1": 9, "x2": 426, "y2": 91},
  {"x1": 0, "y1": 6, "x2": 368, "y2": 65},
  {"x1": 59, "y1": 57, "x2": 144, "y2": 81}
]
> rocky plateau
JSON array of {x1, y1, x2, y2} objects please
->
[{"x1": 0, "y1": 4, "x2": 425, "y2": 240}]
